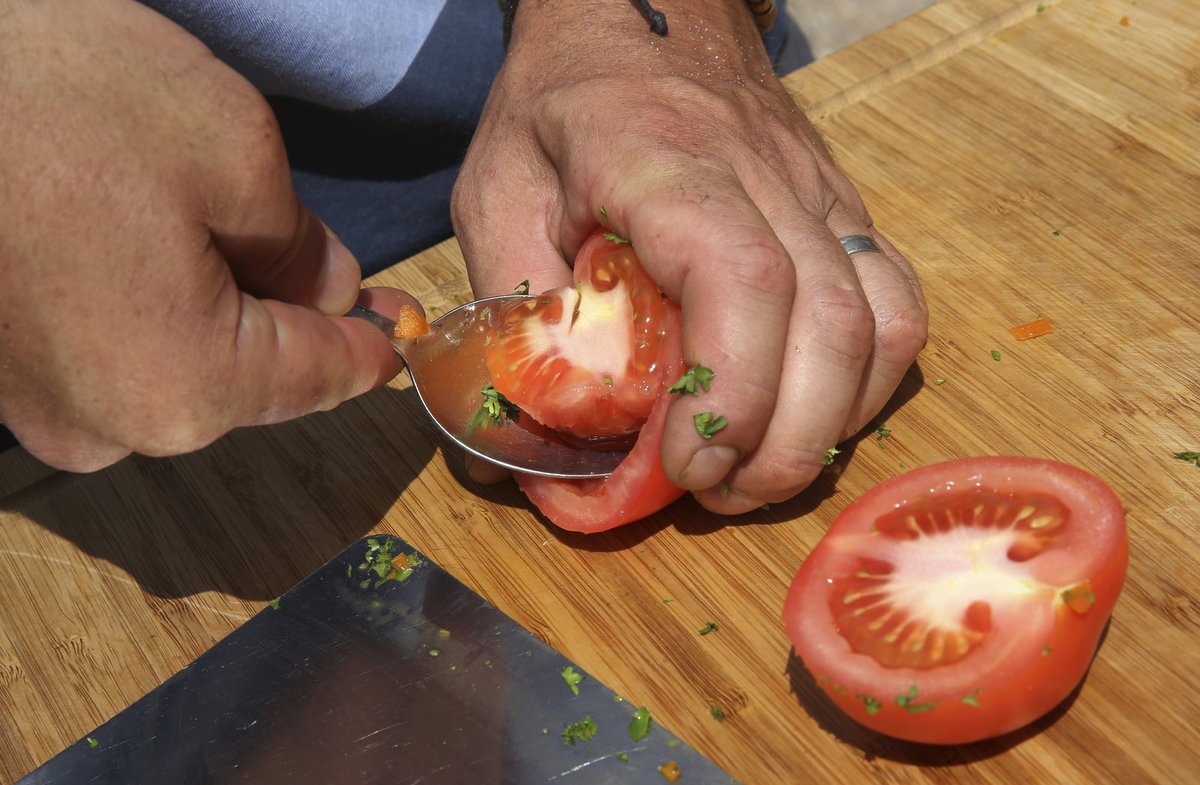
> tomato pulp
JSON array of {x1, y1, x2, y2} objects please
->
[
  {"x1": 785, "y1": 457, "x2": 1128, "y2": 744},
  {"x1": 485, "y1": 230, "x2": 686, "y2": 532}
]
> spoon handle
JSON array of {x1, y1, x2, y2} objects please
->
[{"x1": 345, "y1": 305, "x2": 411, "y2": 365}]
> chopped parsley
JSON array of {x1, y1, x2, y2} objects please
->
[
  {"x1": 822, "y1": 447, "x2": 840, "y2": 466},
  {"x1": 698, "y1": 621, "x2": 719, "y2": 636},
  {"x1": 962, "y1": 692, "x2": 982, "y2": 707},
  {"x1": 474, "y1": 383, "x2": 520, "y2": 426},
  {"x1": 991, "y1": 349, "x2": 1002, "y2": 362},
  {"x1": 861, "y1": 695, "x2": 882, "y2": 715},
  {"x1": 268, "y1": 597, "x2": 281, "y2": 610},
  {"x1": 668, "y1": 365, "x2": 715, "y2": 395},
  {"x1": 896, "y1": 685, "x2": 937, "y2": 713},
  {"x1": 933, "y1": 378, "x2": 947, "y2": 385},
  {"x1": 603, "y1": 232, "x2": 630, "y2": 245},
  {"x1": 562, "y1": 716, "x2": 598, "y2": 745},
  {"x1": 873, "y1": 423, "x2": 892, "y2": 441},
  {"x1": 513, "y1": 279, "x2": 531, "y2": 296},
  {"x1": 616, "y1": 752, "x2": 630, "y2": 763},
  {"x1": 629, "y1": 706, "x2": 652, "y2": 741},
  {"x1": 356, "y1": 537, "x2": 417, "y2": 589},
  {"x1": 1173, "y1": 451, "x2": 1200, "y2": 467},
  {"x1": 693, "y1": 411, "x2": 728, "y2": 439},
  {"x1": 561, "y1": 665, "x2": 585, "y2": 696},
  {"x1": 599, "y1": 205, "x2": 609, "y2": 222},
  {"x1": 86, "y1": 737, "x2": 99, "y2": 749},
  {"x1": 709, "y1": 706, "x2": 726, "y2": 722}
]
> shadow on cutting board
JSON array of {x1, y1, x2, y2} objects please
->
[{"x1": 0, "y1": 385, "x2": 471, "y2": 602}]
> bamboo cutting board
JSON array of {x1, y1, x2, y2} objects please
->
[{"x1": 2, "y1": 0, "x2": 1199, "y2": 782}]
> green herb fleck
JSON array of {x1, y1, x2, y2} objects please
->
[
  {"x1": 601, "y1": 376, "x2": 614, "y2": 386},
  {"x1": 629, "y1": 706, "x2": 652, "y2": 741},
  {"x1": 873, "y1": 423, "x2": 892, "y2": 441},
  {"x1": 662, "y1": 598, "x2": 674, "y2": 604},
  {"x1": 933, "y1": 378, "x2": 947, "y2": 385},
  {"x1": 86, "y1": 737, "x2": 99, "y2": 749},
  {"x1": 698, "y1": 622, "x2": 719, "y2": 636},
  {"x1": 561, "y1": 665, "x2": 586, "y2": 696},
  {"x1": 709, "y1": 706, "x2": 726, "y2": 722},
  {"x1": 268, "y1": 597, "x2": 281, "y2": 610},
  {"x1": 599, "y1": 205, "x2": 609, "y2": 222},
  {"x1": 719, "y1": 482, "x2": 731, "y2": 498},
  {"x1": 562, "y1": 716, "x2": 598, "y2": 745},
  {"x1": 693, "y1": 412, "x2": 728, "y2": 439},
  {"x1": 474, "y1": 383, "x2": 520, "y2": 426},
  {"x1": 962, "y1": 692, "x2": 982, "y2": 707},
  {"x1": 991, "y1": 349, "x2": 1002, "y2": 362},
  {"x1": 604, "y1": 232, "x2": 630, "y2": 245},
  {"x1": 428, "y1": 648, "x2": 440, "y2": 657},
  {"x1": 617, "y1": 752, "x2": 630, "y2": 763},
  {"x1": 513, "y1": 279, "x2": 531, "y2": 296},
  {"x1": 668, "y1": 365, "x2": 716, "y2": 395},
  {"x1": 1043, "y1": 645, "x2": 1053, "y2": 656},
  {"x1": 1173, "y1": 451, "x2": 1200, "y2": 467},
  {"x1": 822, "y1": 446, "x2": 841, "y2": 466},
  {"x1": 896, "y1": 685, "x2": 937, "y2": 713},
  {"x1": 357, "y1": 538, "x2": 415, "y2": 589},
  {"x1": 861, "y1": 695, "x2": 882, "y2": 715},
  {"x1": 1036, "y1": 2, "x2": 1045, "y2": 11}
]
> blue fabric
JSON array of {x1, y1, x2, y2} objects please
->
[{"x1": 139, "y1": 0, "x2": 448, "y2": 109}]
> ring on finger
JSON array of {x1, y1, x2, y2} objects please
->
[{"x1": 838, "y1": 234, "x2": 883, "y2": 256}]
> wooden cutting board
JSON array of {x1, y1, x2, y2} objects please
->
[{"x1": 2, "y1": 0, "x2": 1198, "y2": 782}]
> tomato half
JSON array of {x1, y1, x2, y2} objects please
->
[
  {"x1": 486, "y1": 231, "x2": 675, "y2": 440},
  {"x1": 785, "y1": 457, "x2": 1128, "y2": 744},
  {"x1": 486, "y1": 229, "x2": 686, "y2": 532}
]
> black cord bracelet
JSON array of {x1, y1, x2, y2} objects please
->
[{"x1": 497, "y1": 1, "x2": 775, "y2": 49}]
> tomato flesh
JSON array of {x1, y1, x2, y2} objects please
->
[
  {"x1": 786, "y1": 457, "x2": 1127, "y2": 744},
  {"x1": 486, "y1": 230, "x2": 686, "y2": 532},
  {"x1": 486, "y1": 232, "x2": 675, "y2": 440}
]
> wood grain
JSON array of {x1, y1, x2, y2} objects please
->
[{"x1": 3, "y1": 0, "x2": 1199, "y2": 782}]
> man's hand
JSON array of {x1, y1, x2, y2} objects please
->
[
  {"x1": 453, "y1": 0, "x2": 927, "y2": 513},
  {"x1": 0, "y1": 0, "x2": 405, "y2": 472}
]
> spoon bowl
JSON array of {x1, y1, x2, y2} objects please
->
[{"x1": 348, "y1": 298, "x2": 626, "y2": 479}]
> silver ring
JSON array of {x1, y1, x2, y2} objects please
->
[{"x1": 838, "y1": 234, "x2": 882, "y2": 256}]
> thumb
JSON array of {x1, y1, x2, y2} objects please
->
[{"x1": 215, "y1": 196, "x2": 363, "y2": 317}]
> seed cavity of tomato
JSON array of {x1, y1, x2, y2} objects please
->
[{"x1": 832, "y1": 488, "x2": 1073, "y2": 670}]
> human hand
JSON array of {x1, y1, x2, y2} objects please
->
[
  {"x1": 452, "y1": 0, "x2": 927, "y2": 513},
  {"x1": 0, "y1": 0, "x2": 407, "y2": 472}
]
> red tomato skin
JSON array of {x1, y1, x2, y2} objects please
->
[
  {"x1": 515, "y1": 310, "x2": 686, "y2": 532},
  {"x1": 785, "y1": 457, "x2": 1128, "y2": 745}
]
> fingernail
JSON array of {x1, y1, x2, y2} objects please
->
[
  {"x1": 678, "y1": 445, "x2": 741, "y2": 490},
  {"x1": 314, "y1": 230, "x2": 362, "y2": 316}
]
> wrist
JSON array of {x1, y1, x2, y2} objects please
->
[{"x1": 504, "y1": 0, "x2": 772, "y2": 78}]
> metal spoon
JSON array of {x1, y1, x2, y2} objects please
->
[{"x1": 348, "y1": 297, "x2": 626, "y2": 479}]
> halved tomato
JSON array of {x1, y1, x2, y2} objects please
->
[
  {"x1": 485, "y1": 231, "x2": 676, "y2": 440},
  {"x1": 486, "y1": 229, "x2": 686, "y2": 532},
  {"x1": 785, "y1": 457, "x2": 1128, "y2": 744}
]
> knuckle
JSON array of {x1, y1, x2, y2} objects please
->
[
  {"x1": 808, "y1": 286, "x2": 876, "y2": 365},
  {"x1": 876, "y1": 302, "x2": 930, "y2": 362}
]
